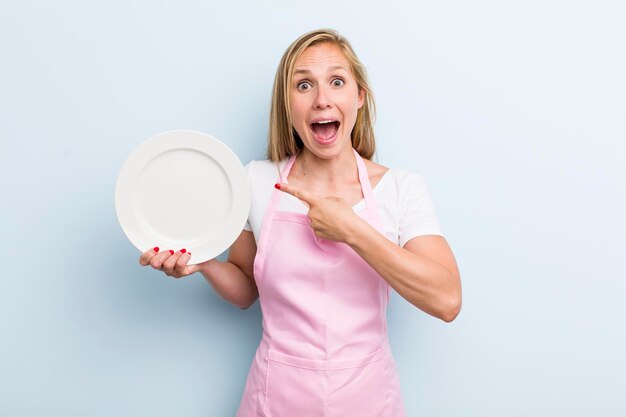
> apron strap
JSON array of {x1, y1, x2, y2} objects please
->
[
  {"x1": 353, "y1": 149, "x2": 384, "y2": 231},
  {"x1": 266, "y1": 153, "x2": 298, "y2": 215},
  {"x1": 280, "y1": 153, "x2": 298, "y2": 182}
]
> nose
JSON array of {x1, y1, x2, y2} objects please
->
[{"x1": 313, "y1": 84, "x2": 332, "y2": 109}]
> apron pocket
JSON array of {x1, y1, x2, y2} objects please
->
[
  {"x1": 263, "y1": 349, "x2": 388, "y2": 417},
  {"x1": 263, "y1": 353, "x2": 326, "y2": 417},
  {"x1": 326, "y1": 357, "x2": 388, "y2": 417}
]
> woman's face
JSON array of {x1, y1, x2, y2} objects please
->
[{"x1": 290, "y1": 42, "x2": 365, "y2": 160}]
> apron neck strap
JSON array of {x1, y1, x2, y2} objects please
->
[
  {"x1": 353, "y1": 149, "x2": 376, "y2": 212},
  {"x1": 280, "y1": 153, "x2": 298, "y2": 182}
]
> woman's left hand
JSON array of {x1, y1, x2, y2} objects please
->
[{"x1": 276, "y1": 183, "x2": 363, "y2": 242}]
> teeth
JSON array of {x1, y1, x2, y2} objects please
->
[{"x1": 315, "y1": 120, "x2": 336, "y2": 124}]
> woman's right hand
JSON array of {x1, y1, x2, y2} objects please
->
[{"x1": 139, "y1": 247, "x2": 206, "y2": 278}]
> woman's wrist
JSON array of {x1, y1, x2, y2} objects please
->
[{"x1": 343, "y1": 215, "x2": 373, "y2": 248}]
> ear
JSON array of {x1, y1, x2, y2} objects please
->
[{"x1": 357, "y1": 88, "x2": 366, "y2": 109}]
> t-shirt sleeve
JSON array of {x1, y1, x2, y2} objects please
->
[{"x1": 398, "y1": 172, "x2": 444, "y2": 247}]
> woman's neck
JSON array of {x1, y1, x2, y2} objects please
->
[{"x1": 295, "y1": 147, "x2": 358, "y2": 187}]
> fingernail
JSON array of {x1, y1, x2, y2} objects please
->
[
  {"x1": 274, "y1": 183, "x2": 281, "y2": 189},
  {"x1": 188, "y1": 252, "x2": 191, "y2": 256},
  {"x1": 169, "y1": 250, "x2": 174, "y2": 255},
  {"x1": 180, "y1": 248, "x2": 187, "y2": 254},
  {"x1": 153, "y1": 247, "x2": 159, "y2": 253}
]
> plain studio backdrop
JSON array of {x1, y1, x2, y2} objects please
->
[{"x1": 1, "y1": 1, "x2": 624, "y2": 416}]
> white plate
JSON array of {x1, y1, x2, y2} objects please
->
[{"x1": 115, "y1": 130, "x2": 251, "y2": 265}]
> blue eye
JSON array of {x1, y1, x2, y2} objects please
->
[
  {"x1": 332, "y1": 78, "x2": 344, "y2": 87},
  {"x1": 297, "y1": 81, "x2": 312, "y2": 91}
]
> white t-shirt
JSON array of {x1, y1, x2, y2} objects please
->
[{"x1": 243, "y1": 159, "x2": 444, "y2": 247}]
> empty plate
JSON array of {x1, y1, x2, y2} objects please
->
[{"x1": 115, "y1": 130, "x2": 251, "y2": 265}]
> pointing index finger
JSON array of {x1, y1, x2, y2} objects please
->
[{"x1": 275, "y1": 183, "x2": 318, "y2": 206}]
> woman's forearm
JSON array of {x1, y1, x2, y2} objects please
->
[
  {"x1": 345, "y1": 220, "x2": 461, "y2": 322},
  {"x1": 200, "y1": 259, "x2": 259, "y2": 309}
]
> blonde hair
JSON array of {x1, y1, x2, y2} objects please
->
[{"x1": 267, "y1": 29, "x2": 376, "y2": 162}]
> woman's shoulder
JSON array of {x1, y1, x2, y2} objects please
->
[
  {"x1": 244, "y1": 158, "x2": 289, "y2": 191},
  {"x1": 245, "y1": 158, "x2": 279, "y2": 170},
  {"x1": 245, "y1": 158, "x2": 287, "y2": 176},
  {"x1": 365, "y1": 159, "x2": 427, "y2": 191},
  {"x1": 364, "y1": 159, "x2": 390, "y2": 189}
]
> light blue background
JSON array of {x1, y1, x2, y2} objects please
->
[{"x1": 1, "y1": 1, "x2": 625, "y2": 416}]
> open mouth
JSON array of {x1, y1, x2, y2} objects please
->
[{"x1": 310, "y1": 120, "x2": 340, "y2": 144}]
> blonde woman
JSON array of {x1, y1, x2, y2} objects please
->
[{"x1": 140, "y1": 29, "x2": 461, "y2": 416}]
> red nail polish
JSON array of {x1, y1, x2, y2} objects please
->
[
  {"x1": 274, "y1": 183, "x2": 281, "y2": 189},
  {"x1": 169, "y1": 250, "x2": 174, "y2": 255},
  {"x1": 153, "y1": 247, "x2": 159, "y2": 253},
  {"x1": 180, "y1": 248, "x2": 187, "y2": 254},
  {"x1": 188, "y1": 252, "x2": 191, "y2": 256}
]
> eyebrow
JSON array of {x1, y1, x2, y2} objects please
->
[{"x1": 293, "y1": 65, "x2": 348, "y2": 75}]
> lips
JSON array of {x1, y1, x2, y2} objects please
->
[{"x1": 309, "y1": 119, "x2": 340, "y2": 145}]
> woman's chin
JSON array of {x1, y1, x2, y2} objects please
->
[{"x1": 303, "y1": 136, "x2": 353, "y2": 160}]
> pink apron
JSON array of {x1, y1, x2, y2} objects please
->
[{"x1": 236, "y1": 150, "x2": 406, "y2": 417}]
